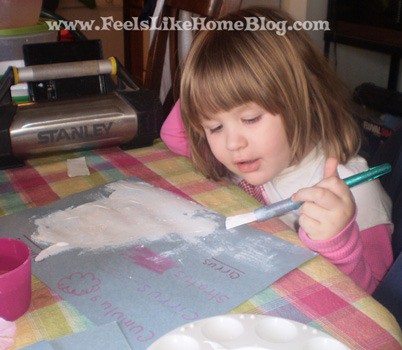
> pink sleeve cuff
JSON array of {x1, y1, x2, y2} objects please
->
[{"x1": 299, "y1": 213, "x2": 359, "y2": 257}]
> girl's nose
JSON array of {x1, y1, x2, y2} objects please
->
[{"x1": 226, "y1": 130, "x2": 247, "y2": 151}]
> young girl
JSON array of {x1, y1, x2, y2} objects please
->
[{"x1": 160, "y1": 6, "x2": 393, "y2": 294}]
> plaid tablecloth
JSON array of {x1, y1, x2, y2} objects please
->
[{"x1": 1, "y1": 141, "x2": 401, "y2": 350}]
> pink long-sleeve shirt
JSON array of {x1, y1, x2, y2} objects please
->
[{"x1": 160, "y1": 100, "x2": 394, "y2": 294}]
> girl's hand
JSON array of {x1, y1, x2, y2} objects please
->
[{"x1": 292, "y1": 158, "x2": 356, "y2": 240}]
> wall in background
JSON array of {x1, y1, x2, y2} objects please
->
[
  {"x1": 241, "y1": 0, "x2": 279, "y2": 7},
  {"x1": 241, "y1": 0, "x2": 308, "y2": 21}
]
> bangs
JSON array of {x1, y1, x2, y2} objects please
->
[{"x1": 181, "y1": 29, "x2": 280, "y2": 124}]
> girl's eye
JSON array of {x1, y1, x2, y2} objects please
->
[
  {"x1": 207, "y1": 125, "x2": 223, "y2": 134},
  {"x1": 242, "y1": 115, "x2": 262, "y2": 124}
]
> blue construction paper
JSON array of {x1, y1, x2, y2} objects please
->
[
  {"x1": 21, "y1": 322, "x2": 132, "y2": 349},
  {"x1": 21, "y1": 341, "x2": 53, "y2": 350},
  {"x1": 0, "y1": 177, "x2": 316, "y2": 349}
]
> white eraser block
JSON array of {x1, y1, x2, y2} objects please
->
[{"x1": 67, "y1": 157, "x2": 90, "y2": 177}]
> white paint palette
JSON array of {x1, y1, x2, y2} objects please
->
[{"x1": 148, "y1": 314, "x2": 350, "y2": 350}]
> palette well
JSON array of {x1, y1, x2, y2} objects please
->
[{"x1": 148, "y1": 314, "x2": 350, "y2": 350}]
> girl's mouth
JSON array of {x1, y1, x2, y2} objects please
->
[{"x1": 235, "y1": 159, "x2": 260, "y2": 173}]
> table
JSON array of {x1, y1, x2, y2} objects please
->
[{"x1": 1, "y1": 141, "x2": 401, "y2": 350}]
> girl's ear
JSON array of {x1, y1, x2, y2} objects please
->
[{"x1": 323, "y1": 157, "x2": 339, "y2": 179}]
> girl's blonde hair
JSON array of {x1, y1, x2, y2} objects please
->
[{"x1": 180, "y1": 6, "x2": 361, "y2": 180}]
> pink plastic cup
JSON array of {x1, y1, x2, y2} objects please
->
[{"x1": 0, "y1": 238, "x2": 31, "y2": 321}]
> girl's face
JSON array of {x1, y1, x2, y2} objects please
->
[{"x1": 201, "y1": 103, "x2": 292, "y2": 185}]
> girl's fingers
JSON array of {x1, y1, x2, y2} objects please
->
[
  {"x1": 323, "y1": 157, "x2": 339, "y2": 179},
  {"x1": 298, "y1": 213, "x2": 322, "y2": 239},
  {"x1": 294, "y1": 158, "x2": 356, "y2": 240},
  {"x1": 293, "y1": 186, "x2": 343, "y2": 211},
  {"x1": 299, "y1": 201, "x2": 330, "y2": 222}
]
